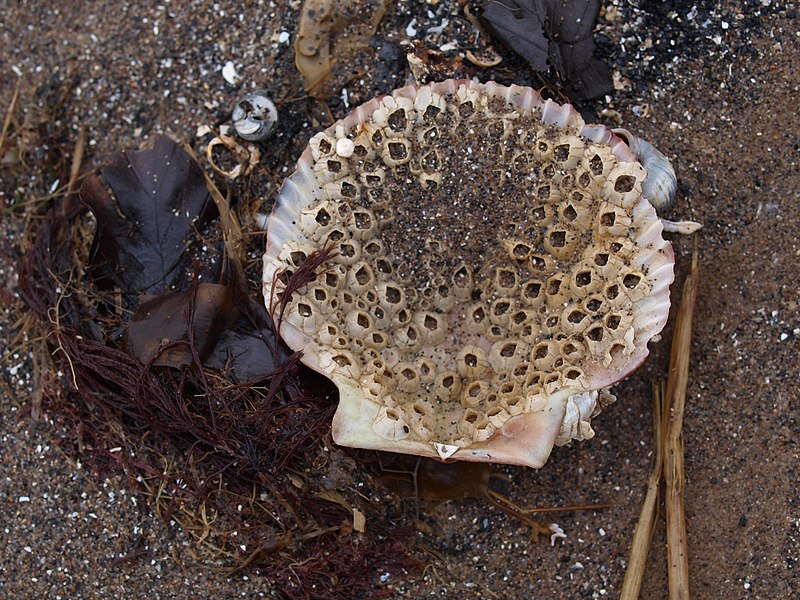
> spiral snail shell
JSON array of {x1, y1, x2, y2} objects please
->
[
  {"x1": 613, "y1": 128, "x2": 678, "y2": 211},
  {"x1": 232, "y1": 90, "x2": 278, "y2": 142}
]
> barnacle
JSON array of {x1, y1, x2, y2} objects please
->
[{"x1": 263, "y1": 80, "x2": 674, "y2": 468}]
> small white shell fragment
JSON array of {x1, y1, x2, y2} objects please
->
[
  {"x1": 549, "y1": 523, "x2": 567, "y2": 546},
  {"x1": 661, "y1": 219, "x2": 703, "y2": 234},
  {"x1": 434, "y1": 443, "x2": 459, "y2": 460},
  {"x1": 335, "y1": 138, "x2": 355, "y2": 158},
  {"x1": 232, "y1": 91, "x2": 278, "y2": 142},
  {"x1": 222, "y1": 60, "x2": 239, "y2": 85}
]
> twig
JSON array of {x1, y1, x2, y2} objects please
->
[
  {"x1": 620, "y1": 380, "x2": 665, "y2": 600},
  {"x1": 224, "y1": 525, "x2": 341, "y2": 577},
  {"x1": 47, "y1": 274, "x2": 79, "y2": 390},
  {"x1": 67, "y1": 126, "x2": 87, "y2": 197},
  {"x1": 664, "y1": 244, "x2": 698, "y2": 600},
  {"x1": 0, "y1": 74, "x2": 20, "y2": 159}
]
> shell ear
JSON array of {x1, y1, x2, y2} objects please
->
[{"x1": 612, "y1": 128, "x2": 678, "y2": 210}]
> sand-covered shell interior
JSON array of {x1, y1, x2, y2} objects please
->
[{"x1": 264, "y1": 79, "x2": 673, "y2": 467}]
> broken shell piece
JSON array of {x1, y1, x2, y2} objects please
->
[
  {"x1": 206, "y1": 134, "x2": 260, "y2": 179},
  {"x1": 264, "y1": 79, "x2": 675, "y2": 468},
  {"x1": 549, "y1": 523, "x2": 567, "y2": 546},
  {"x1": 465, "y1": 48, "x2": 503, "y2": 68},
  {"x1": 661, "y1": 219, "x2": 703, "y2": 234},
  {"x1": 434, "y1": 443, "x2": 459, "y2": 460},
  {"x1": 232, "y1": 90, "x2": 278, "y2": 141}
]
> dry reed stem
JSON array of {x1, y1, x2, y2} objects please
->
[
  {"x1": 664, "y1": 245, "x2": 698, "y2": 600},
  {"x1": 0, "y1": 74, "x2": 20, "y2": 157},
  {"x1": 67, "y1": 127, "x2": 87, "y2": 196},
  {"x1": 182, "y1": 143, "x2": 247, "y2": 288},
  {"x1": 620, "y1": 380, "x2": 665, "y2": 600}
]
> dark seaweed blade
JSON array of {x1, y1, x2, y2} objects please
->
[
  {"x1": 80, "y1": 135, "x2": 214, "y2": 305},
  {"x1": 124, "y1": 281, "x2": 310, "y2": 391},
  {"x1": 549, "y1": 36, "x2": 613, "y2": 101},
  {"x1": 545, "y1": 0, "x2": 599, "y2": 44},
  {"x1": 123, "y1": 283, "x2": 236, "y2": 368},
  {"x1": 480, "y1": 0, "x2": 613, "y2": 101},
  {"x1": 481, "y1": 0, "x2": 550, "y2": 72},
  {"x1": 205, "y1": 294, "x2": 297, "y2": 385},
  {"x1": 545, "y1": 0, "x2": 613, "y2": 101}
]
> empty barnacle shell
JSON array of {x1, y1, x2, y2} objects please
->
[
  {"x1": 264, "y1": 79, "x2": 677, "y2": 469},
  {"x1": 206, "y1": 133, "x2": 260, "y2": 179},
  {"x1": 232, "y1": 90, "x2": 278, "y2": 142},
  {"x1": 465, "y1": 48, "x2": 503, "y2": 68}
]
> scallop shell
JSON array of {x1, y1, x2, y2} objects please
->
[{"x1": 264, "y1": 80, "x2": 674, "y2": 468}]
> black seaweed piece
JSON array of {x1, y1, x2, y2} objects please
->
[
  {"x1": 80, "y1": 135, "x2": 214, "y2": 306},
  {"x1": 481, "y1": 0, "x2": 614, "y2": 101}
]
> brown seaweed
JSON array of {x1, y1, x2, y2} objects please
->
[{"x1": 480, "y1": 0, "x2": 613, "y2": 101}]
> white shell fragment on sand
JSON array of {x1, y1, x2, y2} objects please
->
[{"x1": 263, "y1": 79, "x2": 675, "y2": 468}]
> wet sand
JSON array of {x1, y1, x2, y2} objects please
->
[{"x1": 1, "y1": 1, "x2": 798, "y2": 598}]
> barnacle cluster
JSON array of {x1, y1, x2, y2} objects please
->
[{"x1": 264, "y1": 80, "x2": 672, "y2": 455}]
